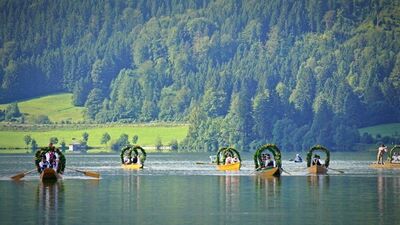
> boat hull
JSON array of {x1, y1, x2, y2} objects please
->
[
  {"x1": 40, "y1": 168, "x2": 61, "y2": 181},
  {"x1": 369, "y1": 163, "x2": 400, "y2": 169},
  {"x1": 121, "y1": 163, "x2": 143, "y2": 169},
  {"x1": 308, "y1": 165, "x2": 328, "y2": 174},
  {"x1": 257, "y1": 167, "x2": 281, "y2": 177},
  {"x1": 217, "y1": 162, "x2": 241, "y2": 171}
]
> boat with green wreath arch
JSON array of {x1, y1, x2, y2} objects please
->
[
  {"x1": 34, "y1": 146, "x2": 66, "y2": 181},
  {"x1": 216, "y1": 147, "x2": 241, "y2": 171},
  {"x1": 120, "y1": 145, "x2": 147, "y2": 169},
  {"x1": 253, "y1": 144, "x2": 282, "y2": 177},
  {"x1": 306, "y1": 145, "x2": 330, "y2": 174},
  {"x1": 370, "y1": 145, "x2": 400, "y2": 169}
]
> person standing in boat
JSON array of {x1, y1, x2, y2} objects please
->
[
  {"x1": 311, "y1": 155, "x2": 323, "y2": 166},
  {"x1": 376, "y1": 144, "x2": 388, "y2": 164}
]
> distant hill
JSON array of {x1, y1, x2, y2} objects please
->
[
  {"x1": 359, "y1": 123, "x2": 400, "y2": 138},
  {"x1": 0, "y1": 93, "x2": 84, "y2": 123}
]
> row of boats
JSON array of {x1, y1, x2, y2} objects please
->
[
  {"x1": 212, "y1": 144, "x2": 400, "y2": 177},
  {"x1": 213, "y1": 144, "x2": 331, "y2": 177},
  {"x1": 11, "y1": 144, "x2": 400, "y2": 181}
]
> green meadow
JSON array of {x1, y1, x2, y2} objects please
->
[
  {"x1": 0, "y1": 93, "x2": 85, "y2": 123},
  {"x1": 0, "y1": 124, "x2": 189, "y2": 149},
  {"x1": 358, "y1": 123, "x2": 400, "y2": 138}
]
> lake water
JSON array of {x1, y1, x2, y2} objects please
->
[{"x1": 0, "y1": 151, "x2": 399, "y2": 225}]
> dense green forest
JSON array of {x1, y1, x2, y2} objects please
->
[{"x1": 0, "y1": 0, "x2": 399, "y2": 151}]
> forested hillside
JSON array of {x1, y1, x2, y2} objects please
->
[{"x1": 0, "y1": 0, "x2": 399, "y2": 151}]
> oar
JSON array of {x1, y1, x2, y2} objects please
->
[
  {"x1": 281, "y1": 167, "x2": 292, "y2": 175},
  {"x1": 195, "y1": 162, "x2": 214, "y2": 165},
  {"x1": 69, "y1": 168, "x2": 100, "y2": 179},
  {"x1": 10, "y1": 169, "x2": 37, "y2": 180},
  {"x1": 249, "y1": 168, "x2": 261, "y2": 175},
  {"x1": 328, "y1": 167, "x2": 344, "y2": 174}
]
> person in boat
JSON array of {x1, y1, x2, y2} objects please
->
[
  {"x1": 45, "y1": 143, "x2": 58, "y2": 170},
  {"x1": 260, "y1": 154, "x2": 267, "y2": 167},
  {"x1": 123, "y1": 154, "x2": 132, "y2": 164},
  {"x1": 225, "y1": 153, "x2": 233, "y2": 165},
  {"x1": 311, "y1": 155, "x2": 324, "y2": 166},
  {"x1": 392, "y1": 152, "x2": 400, "y2": 163},
  {"x1": 294, "y1": 154, "x2": 303, "y2": 162},
  {"x1": 38, "y1": 156, "x2": 50, "y2": 173},
  {"x1": 131, "y1": 155, "x2": 138, "y2": 164},
  {"x1": 376, "y1": 144, "x2": 388, "y2": 164},
  {"x1": 264, "y1": 154, "x2": 276, "y2": 168}
]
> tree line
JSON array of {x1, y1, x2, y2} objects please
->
[{"x1": 1, "y1": 0, "x2": 399, "y2": 151}]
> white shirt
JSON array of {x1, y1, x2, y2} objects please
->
[{"x1": 45, "y1": 151, "x2": 59, "y2": 162}]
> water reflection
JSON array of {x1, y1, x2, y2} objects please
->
[
  {"x1": 254, "y1": 176, "x2": 281, "y2": 194},
  {"x1": 219, "y1": 176, "x2": 240, "y2": 211},
  {"x1": 35, "y1": 181, "x2": 64, "y2": 225},
  {"x1": 376, "y1": 175, "x2": 400, "y2": 225},
  {"x1": 307, "y1": 175, "x2": 330, "y2": 188},
  {"x1": 254, "y1": 176, "x2": 281, "y2": 209}
]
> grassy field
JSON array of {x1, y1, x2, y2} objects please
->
[
  {"x1": 0, "y1": 124, "x2": 189, "y2": 149},
  {"x1": 0, "y1": 93, "x2": 85, "y2": 123},
  {"x1": 359, "y1": 123, "x2": 400, "y2": 138}
]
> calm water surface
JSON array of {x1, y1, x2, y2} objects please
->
[{"x1": 0, "y1": 152, "x2": 399, "y2": 225}]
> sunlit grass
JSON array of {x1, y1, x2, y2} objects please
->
[
  {"x1": 359, "y1": 123, "x2": 400, "y2": 137},
  {"x1": 0, "y1": 93, "x2": 85, "y2": 123},
  {"x1": 0, "y1": 124, "x2": 189, "y2": 149}
]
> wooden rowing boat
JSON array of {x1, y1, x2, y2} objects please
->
[
  {"x1": 308, "y1": 165, "x2": 328, "y2": 174},
  {"x1": 369, "y1": 163, "x2": 400, "y2": 169},
  {"x1": 257, "y1": 167, "x2": 281, "y2": 177},
  {"x1": 217, "y1": 162, "x2": 241, "y2": 171},
  {"x1": 40, "y1": 168, "x2": 61, "y2": 181},
  {"x1": 121, "y1": 163, "x2": 143, "y2": 169}
]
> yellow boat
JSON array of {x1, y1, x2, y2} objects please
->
[
  {"x1": 308, "y1": 165, "x2": 328, "y2": 174},
  {"x1": 40, "y1": 168, "x2": 62, "y2": 181},
  {"x1": 369, "y1": 163, "x2": 400, "y2": 169},
  {"x1": 121, "y1": 163, "x2": 143, "y2": 169},
  {"x1": 257, "y1": 167, "x2": 282, "y2": 177},
  {"x1": 217, "y1": 162, "x2": 241, "y2": 171}
]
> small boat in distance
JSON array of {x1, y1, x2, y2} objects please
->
[
  {"x1": 120, "y1": 145, "x2": 147, "y2": 169},
  {"x1": 306, "y1": 145, "x2": 330, "y2": 175},
  {"x1": 289, "y1": 154, "x2": 303, "y2": 163},
  {"x1": 253, "y1": 144, "x2": 283, "y2": 177},
  {"x1": 216, "y1": 147, "x2": 241, "y2": 171},
  {"x1": 369, "y1": 163, "x2": 400, "y2": 169},
  {"x1": 370, "y1": 145, "x2": 400, "y2": 169},
  {"x1": 217, "y1": 162, "x2": 241, "y2": 170}
]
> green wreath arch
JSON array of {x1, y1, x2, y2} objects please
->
[
  {"x1": 216, "y1": 147, "x2": 241, "y2": 165},
  {"x1": 120, "y1": 145, "x2": 147, "y2": 164},
  {"x1": 34, "y1": 147, "x2": 66, "y2": 174},
  {"x1": 253, "y1": 144, "x2": 282, "y2": 169},
  {"x1": 306, "y1": 145, "x2": 330, "y2": 168},
  {"x1": 388, "y1": 145, "x2": 400, "y2": 162}
]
